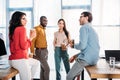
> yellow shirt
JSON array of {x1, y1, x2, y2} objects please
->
[{"x1": 30, "y1": 25, "x2": 47, "y2": 54}]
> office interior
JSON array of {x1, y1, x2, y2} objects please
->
[{"x1": 0, "y1": 0, "x2": 120, "y2": 80}]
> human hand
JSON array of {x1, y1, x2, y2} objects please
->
[
  {"x1": 69, "y1": 40, "x2": 74, "y2": 48},
  {"x1": 69, "y1": 56, "x2": 75, "y2": 63},
  {"x1": 30, "y1": 29, "x2": 36, "y2": 41},
  {"x1": 29, "y1": 53, "x2": 34, "y2": 58}
]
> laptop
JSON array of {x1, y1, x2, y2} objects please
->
[{"x1": 105, "y1": 50, "x2": 120, "y2": 63}]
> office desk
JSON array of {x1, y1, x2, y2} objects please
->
[
  {"x1": 0, "y1": 67, "x2": 18, "y2": 80},
  {"x1": 85, "y1": 59, "x2": 120, "y2": 80}
]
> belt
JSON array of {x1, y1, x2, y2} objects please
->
[{"x1": 36, "y1": 47, "x2": 47, "y2": 49}]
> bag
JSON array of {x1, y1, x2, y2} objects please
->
[{"x1": 61, "y1": 44, "x2": 67, "y2": 51}]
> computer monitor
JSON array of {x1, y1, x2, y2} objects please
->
[
  {"x1": 0, "y1": 38, "x2": 7, "y2": 59},
  {"x1": 105, "y1": 50, "x2": 120, "y2": 62}
]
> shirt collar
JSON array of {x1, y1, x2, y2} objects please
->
[{"x1": 39, "y1": 25, "x2": 46, "y2": 29}]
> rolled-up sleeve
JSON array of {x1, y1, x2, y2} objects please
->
[{"x1": 74, "y1": 27, "x2": 88, "y2": 50}]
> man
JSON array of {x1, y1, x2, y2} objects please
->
[
  {"x1": 67, "y1": 12, "x2": 100, "y2": 80},
  {"x1": 30, "y1": 16, "x2": 50, "y2": 80}
]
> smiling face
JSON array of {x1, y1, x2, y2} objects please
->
[
  {"x1": 79, "y1": 12, "x2": 93, "y2": 25},
  {"x1": 40, "y1": 17, "x2": 48, "y2": 27},
  {"x1": 58, "y1": 20, "x2": 65, "y2": 30},
  {"x1": 21, "y1": 15, "x2": 27, "y2": 26},
  {"x1": 79, "y1": 14, "x2": 86, "y2": 25}
]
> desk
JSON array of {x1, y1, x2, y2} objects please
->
[
  {"x1": 85, "y1": 59, "x2": 120, "y2": 80},
  {"x1": 0, "y1": 67, "x2": 19, "y2": 80}
]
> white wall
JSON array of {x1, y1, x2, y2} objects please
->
[{"x1": 34, "y1": 0, "x2": 62, "y2": 27}]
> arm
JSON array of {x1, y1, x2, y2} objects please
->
[
  {"x1": 19, "y1": 27, "x2": 31, "y2": 50},
  {"x1": 53, "y1": 32, "x2": 56, "y2": 47},
  {"x1": 74, "y1": 27, "x2": 88, "y2": 50},
  {"x1": 30, "y1": 28, "x2": 37, "y2": 55},
  {"x1": 69, "y1": 54, "x2": 78, "y2": 63},
  {"x1": 68, "y1": 32, "x2": 71, "y2": 44},
  {"x1": 30, "y1": 38, "x2": 36, "y2": 54}
]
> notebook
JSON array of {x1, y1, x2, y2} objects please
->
[
  {"x1": 105, "y1": 50, "x2": 120, "y2": 63},
  {"x1": 0, "y1": 59, "x2": 10, "y2": 69}
]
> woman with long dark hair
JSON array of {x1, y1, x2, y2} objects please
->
[
  {"x1": 53, "y1": 19, "x2": 70, "y2": 80},
  {"x1": 9, "y1": 11, "x2": 39, "y2": 80}
]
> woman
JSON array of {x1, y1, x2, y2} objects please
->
[
  {"x1": 53, "y1": 19, "x2": 70, "y2": 80},
  {"x1": 9, "y1": 11, "x2": 39, "y2": 80}
]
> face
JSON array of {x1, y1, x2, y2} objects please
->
[
  {"x1": 58, "y1": 20, "x2": 64, "y2": 29},
  {"x1": 21, "y1": 15, "x2": 27, "y2": 26},
  {"x1": 79, "y1": 14, "x2": 85, "y2": 25},
  {"x1": 41, "y1": 18, "x2": 48, "y2": 27}
]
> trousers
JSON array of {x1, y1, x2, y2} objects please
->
[
  {"x1": 9, "y1": 58, "x2": 39, "y2": 80},
  {"x1": 34, "y1": 48, "x2": 50, "y2": 80},
  {"x1": 54, "y1": 47, "x2": 70, "y2": 80}
]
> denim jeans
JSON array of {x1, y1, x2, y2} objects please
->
[{"x1": 54, "y1": 47, "x2": 70, "y2": 80}]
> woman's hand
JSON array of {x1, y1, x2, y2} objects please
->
[
  {"x1": 29, "y1": 53, "x2": 34, "y2": 58},
  {"x1": 30, "y1": 29, "x2": 36, "y2": 41},
  {"x1": 69, "y1": 40, "x2": 74, "y2": 48}
]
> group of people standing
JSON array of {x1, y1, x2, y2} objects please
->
[{"x1": 8, "y1": 11, "x2": 100, "y2": 80}]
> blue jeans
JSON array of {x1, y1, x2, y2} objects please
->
[{"x1": 54, "y1": 47, "x2": 70, "y2": 80}]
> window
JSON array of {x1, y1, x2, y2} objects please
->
[
  {"x1": 92, "y1": 0, "x2": 120, "y2": 25},
  {"x1": 92, "y1": 0, "x2": 120, "y2": 56},
  {"x1": 9, "y1": 0, "x2": 33, "y2": 8},
  {"x1": 4, "y1": 0, "x2": 34, "y2": 53},
  {"x1": 0, "y1": 0, "x2": 6, "y2": 41}
]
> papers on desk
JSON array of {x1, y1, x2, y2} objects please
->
[{"x1": 0, "y1": 58, "x2": 10, "y2": 69}]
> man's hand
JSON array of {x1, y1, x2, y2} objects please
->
[
  {"x1": 69, "y1": 55, "x2": 77, "y2": 63},
  {"x1": 69, "y1": 56, "x2": 75, "y2": 63},
  {"x1": 29, "y1": 53, "x2": 34, "y2": 58}
]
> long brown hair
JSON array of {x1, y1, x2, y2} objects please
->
[
  {"x1": 9, "y1": 11, "x2": 26, "y2": 40},
  {"x1": 58, "y1": 19, "x2": 69, "y2": 39}
]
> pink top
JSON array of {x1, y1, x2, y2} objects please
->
[
  {"x1": 9, "y1": 26, "x2": 31, "y2": 60},
  {"x1": 54, "y1": 31, "x2": 68, "y2": 47}
]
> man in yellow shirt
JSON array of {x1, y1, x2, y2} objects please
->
[{"x1": 30, "y1": 16, "x2": 50, "y2": 80}]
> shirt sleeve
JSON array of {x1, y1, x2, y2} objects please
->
[
  {"x1": 30, "y1": 37, "x2": 36, "y2": 54},
  {"x1": 74, "y1": 27, "x2": 88, "y2": 50},
  {"x1": 19, "y1": 27, "x2": 31, "y2": 50},
  {"x1": 30, "y1": 28, "x2": 36, "y2": 54}
]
